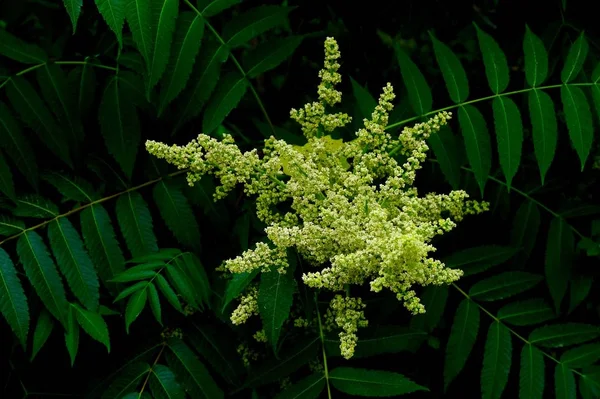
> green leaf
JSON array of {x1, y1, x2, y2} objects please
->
[
  {"x1": 497, "y1": 298, "x2": 555, "y2": 326},
  {"x1": 245, "y1": 35, "x2": 303, "y2": 78},
  {"x1": 153, "y1": 180, "x2": 202, "y2": 251},
  {"x1": 545, "y1": 217, "x2": 574, "y2": 312},
  {"x1": 202, "y1": 71, "x2": 248, "y2": 134},
  {"x1": 258, "y1": 267, "x2": 296, "y2": 353},
  {"x1": 0, "y1": 151, "x2": 15, "y2": 200},
  {"x1": 328, "y1": 326, "x2": 427, "y2": 358},
  {"x1": 469, "y1": 271, "x2": 542, "y2": 301},
  {"x1": 555, "y1": 363, "x2": 577, "y2": 399},
  {"x1": 125, "y1": 286, "x2": 148, "y2": 333},
  {"x1": 520, "y1": 344, "x2": 545, "y2": 399},
  {"x1": 149, "y1": 364, "x2": 184, "y2": 399},
  {"x1": 222, "y1": 6, "x2": 293, "y2": 48},
  {"x1": 95, "y1": 0, "x2": 125, "y2": 47},
  {"x1": 528, "y1": 89, "x2": 557, "y2": 184},
  {"x1": 43, "y1": 172, "x2": 97, "y2": 202},
  {"x1": 36, "y1": 62, "x2": 83, "y2": 143},
  {"x1": 30, "y1": 309, "x2": 54, "y2": 361},
  {"x1": 111, "y1": 267, "x2": 156, "y2": 283},
  {"x1": 98, "y1": 75, "x2": 141, "y2": 179},
  {"x1": 474, "y1": 24, "x2": 509, "y2": 94},
  {"x1": 492, "y1": 97, "x2": 523, "y2": 190},
  {"x1": 147, "y1": 282, "x2": 162, "y2": 325},
  {"x1": 410, "y1": 285, "x2": 448, "y2": 332},
  {"x1": 0, "y1": 248, "x2": 29, "y2": 348},
  {"x1": 114, "y1": 281, "x2": 148, "y2": 302},
  {"x1": 17, "y1": 231, "x2": 68, "y2": 326},
  {"x1": 116, "y1": 192, "x2": 158, "y2": 258},
  {"x1": 429, "y1": 33, "x2": 469, "y2": 103},
  {"x1": 0, "y1": 29, "x2": 47, "y2": 64},
  {"x1": 561, "y1": 85, "x2": 593, "y2": 170},
  {"x1": 48, "y1": 218, "x2": 100, "y2": 311},
  {"x1": 69, "y1": 59, "x2": 97, "y2": 118},
  {"x1": 6, "y1": 76, "x2": 72, "y2": 167},
  {"x1": 188, "y1": 321, "x2": 243, "y2": 385},
  {"x1": 579, "y1": 366, "x2": 600, "y2": 399},
  {"x1": 155, "y1": 274, "x2": 183, "y2": 313},
  {"x1": 395, "y1": 45, "x2": 432, "y2": 115},
  {"x1": 0, "y1": 215, "x2": 25, "y2": 236},
  {"x1": 199, "y1": 0, "x2": 240, "y2": 16},
  {"x1": 561, "y1": 32, "x2": 588, "y2": 83},
  {"x1": 146, "y1": 0, "x2": 179, "y2": 98},
  {"x1": 73, "y1": 304, "x2": 110, "y2": 352},
  {"x1": 428, "y1": 125, "x2": 463, "y2": 190},
  {"x1": 444, "y1": 299, "x2": 480, "y2": 390},
  {"x1": 329, "y1": 367, "x2": 428, "y2": 397},
  {"x1": 510, "y1": 201, "x2": 540, "y2": 267},
  {"x1": 177, "y1": 253, "x2": 210, "y2": 307},
  {"x1": 124, "y1": 0, "x2": 154, "y2": 66},
  {"x1": 127, "y1": 248, "x2": 182, "y2": 264},
  {"x1": 14, "y1": 195, "x2": 59, "y2": 219},
  {"x1": 81, "y1": 204, "x2": 126, "y2": 291},
  {"x1": 560, "y1": 343, "x2": 600, "y2": 368},
  {"x1": 0, "y1": 104, "x2": 38, "y2": 189},
  {"x1": 529, "y1": 323, "x2": 600, "y2": 348},
  {"x1": 166, "y1": 263, "x2": 198, "y2": 309},
  {"x1": 274, "y1": 373, "x2": 325, "y2": 399},
  {"x1": 65, "y1": 305, "x2": 80, "y2": 366},
  {"x1": 443, "y1": 245, "x2": 518, "y2": 276},
  {"x1": 166, "y1": 338, "x2": 223, "y2": 399},
  {"x1": 350, "y1": 77, "x2": 377, "y2": 121},
  {"x1": 174, "y1": 42, "x2": 228, "y2": 125},
  {"x1": 102, "y1": 362, "x2": 151, "y2": 398},
  {"x1": 158, "y1": 11, "x2": 205, "y2": 113},
  {"x1": 244, "y1": 336, "x2": 319, "y2": 388},
  {"x1": 523, "y1": 25, "x2": 548, "y2": 86},
  {"x1": 568, "y1": 274, "x2": 592, "y2": 314},
  {"x1": 481, "y1": 322, "x2": 512, "y2": 399},
  {"x1": 458, "y1": 104, "x2": 491, "y2": 196}
]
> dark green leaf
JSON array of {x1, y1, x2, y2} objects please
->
[
  {"x1": 0, "y1": 215, "x2": 25, "y2": 236},
  {"x1": 125, "y1": 286, "x2": 148, "y2": 333},
  {"x1": 111, "y1": 268, "x2": 156, "y2": 283},
  {"x1": 561, "y1": 32, "x2": 588, "y2": 83},
  {"x1": 149, "y1": 364, "x2": 184, "y2": 399},
  {"x1": 166, "y1": 338, "x2": 223, "y2": 399},
  {"x1": 245, "y1": 35, "x2": 303, "y2": 78},
  {"x1": 153, "y1": 180, "x2": 202, "y2": 251},
  {"x1": 73, "y1": 303, "x2": 110, "y2": 352},
  {"x1": 158, "y1": 11, "x2": 205, "y2": 113},
  {"x1": 458, "y1": 104, "x2": 491, "y2": 196},
  {"x1": 81, "y1": 204, "x2": 126, "y2": 291},
  {"x1": 523, "y1": 25, "x2": 548, "y2": 86},
  {"x1": 147, "y1": 282, "x2": 162, "y2": 325},
  {"x1": 395, "y1": 45, "x2": 432, "y2": 115},
  {"x1": 528, "y1": 89, "x2": 557, "y2": 184},
  {"x1": 258, "y1": 267, "x2": 296, "y2": 353},
  {"x1": 428, "y1": 125, "x2": 463, "y2": 190},
  {"x1": 14, "y1": 195, "x2": 59, "y2": 218},
  {"x1": 520, "y1": 344, "x2": 545, "y2": 399},
  {"x1": 222, "y1": 6, "x2": 293, "y2": 48},
  {"x1": 350, "y1": 77, "x2": 377, "y2": 122},
  {"x1": 102, "y1": 362, "x2": 151, "y2": 399},
  {"x1": 545, "y1": 217, "x2": 574, "y2": 312},
  {"x1": 429, "y1": 33, "x2": 469, "y2": 103},
  {"x1": 202, "y1": 71, "x2": 248, "y2": 133},
  {"x1": 30, "y1": 309, "x2": 54, "y2": 361},
  {"x1": 95, "y1": 0, "x2": 125, "y2": 47},
  {"x1": 0, "y1": 151, "x2": 16, "y2": 200},
  {"x1": 274, "y1": 373, "x2": 325, "y2": 399},
  {"x1": 481, "y1": 322, "x2": 512, "y2": 399},
  {"x1": 166, "y1": 263, "x2": 197, "y2": 309},
  {"x1": 17, "y1": 231, "x2": 68, "y2": 326},
  {"x1": 155, "y1": 274, "x2": 183, "y2": 313},
  {"x1": 98, "y1": 75, "x2": 141, "y2": 179},
  {"x1": 555, "y1": 363, "x2": 576, "y2": 399},
  {"x1": 124, "y1": 0, "x2": 154, "y2": 66},
  {"x1": 568, "y1": 274, "x2": 592, "y2": 314},
  {"x1": 561, "y1": 85, "x2": 593, "y2": 170},
  {"x1": 0, "y1": 247, "x2": 29, "y2": 348},
  {"x1": 328, "y1": 326, "x2": 427, "y2": 358},
  {"x1": 48, "y1": 218, "x2": 99, "y2": 311},
  {"x1": 0, "y1": 104, "x2": 38, "y2": 189},
  {"x1": 475, "y1": 24, "x2": 509, "y2": 94},
  {"x1": 492, "y1": 97, "x2": 523, "y2": 190},
  {"x1": 113, "y1": 281, "x2": 148, "y2": 302},
  {"x1": 65, "y1": 306, "x2": 79, "y2": 366},
  {"x1": 43, "y1": 172, "x2": 97, "y2": 202},
  {"x1": 444, "y1": 299, "x2": 480, "y2": 390},
  {"x1": 529, "y1": 323, "x2": 600, "y2": 348},
  {"x1": 329, "y1": 367, "x2": 428, "y2": 397},
  {"x1": 146, "y1": 0, "x2": 179, "y2": 97},
  {"x1": 443, "y1": 245, "x2": 518, "y2": 276},
  {"x1": 469, "y1": 271, "x2": 542, "y2": 301},
  {"x1": 560, "y1": 343, "x2": 600, "y2": 368},
  {"x1": 116, "y1": 192, "x2": 158, "y2": 258},
  {"x1": 6, "y1": 76, "x2": 72, "y2": 167},
  {"x1": 410, "y1": 286, "x2": 448, "y2": 332},
  {"x1": 177, "y1": 253, "x2": 210, "y2": 307},
  {"x1": 68, "y1": 59, "x2": 97, "y2": 118},
  {"x1": 497, "y1": 298, "x2": 555, "y2": 326},
  {"x1": 0, "y1": 29, "x2": 47, "y2": 63}
]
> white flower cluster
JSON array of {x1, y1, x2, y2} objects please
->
[{"x1": 146, "y1": 37, "x2": 489, "y2": 359}]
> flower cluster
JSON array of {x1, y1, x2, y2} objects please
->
[
  {"x1": 146, "y1": 37, "x2": 488, "y2": 359},
  {"x1": 325, "y1": 295, "x2": 369, "y2": 359}
]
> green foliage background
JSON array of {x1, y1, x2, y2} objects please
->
[{"x1": 0, "y1": 0, "x2": 598, "y2": 398}]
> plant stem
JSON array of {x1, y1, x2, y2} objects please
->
[{"x1": 315, "y1": 293, "x2": 333, "y2": 399}]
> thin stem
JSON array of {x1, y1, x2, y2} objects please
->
[
  {"x1": 137, "y1": 343, "x2": 166, "y2": 398},
  {"x1": 451, "y1": 283, "x2": 591, "y2": 382},
  {"x1": 385, "y1": 82, "x2": 595, "y2": 132},
  {"x1": 183, "y1": 0, "x2": 275, "y2": 136},
  {"x1": 315, "y1": 293, "x2": 333, "y2": 399}
]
